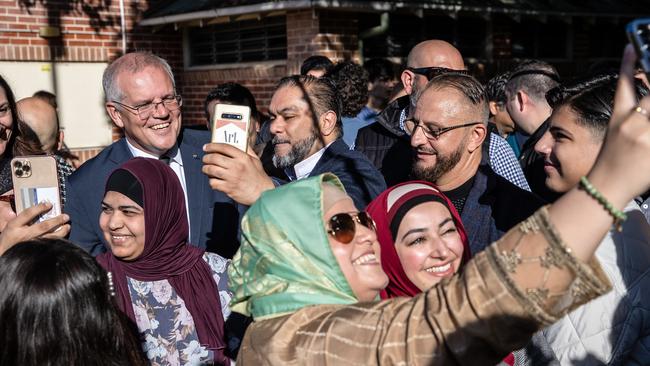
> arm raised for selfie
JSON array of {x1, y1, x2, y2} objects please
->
[{"x1": 239, "y1": 46, "x2": 650, "y2": 366}]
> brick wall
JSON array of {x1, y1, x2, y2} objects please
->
[
  {"x1": 0, "y1": 1, "x2": 181, "y2": 65},
  {"x1": 180, "y1": 64, "x2": 288, "y2": 125},
  {"x1": 0, "y1": 3, "x2": 364, "y2": 162},
  {"x1": 285, "y1": 9, "x2": 360, "y2": 75},
  {"x1": 179, "y1": 9, "x2": 361, "y2": 126},
  {"x1": 0, "y1": 1, "x2": 182, "y2": 163}
]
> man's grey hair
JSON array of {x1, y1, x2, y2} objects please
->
[
  {"x1": 505, "y1": 60, "x2": 560, "y2": 104},
  {"x1": 102, "y1": 52, "x2": 176, "y2": 103}
]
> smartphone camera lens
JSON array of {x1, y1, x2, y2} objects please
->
[{"x1": 22, "y1": 165, "x2": 31, "y2": 173}]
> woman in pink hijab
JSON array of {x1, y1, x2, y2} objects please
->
[{"x1": 367, "y1": 181, "x2": 514, "y2": 365}]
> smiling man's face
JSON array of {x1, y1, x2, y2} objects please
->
[{"x1": 109, "y1": 66, "x2": 181, "y2": 156}]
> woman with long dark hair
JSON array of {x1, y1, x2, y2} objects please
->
[{"x1": 0, "y1": 239, "x2": 146, "y2": 366}]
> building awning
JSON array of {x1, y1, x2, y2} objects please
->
[{"x1": 140, "y1": 0, "x2": 650, "y2": 27}]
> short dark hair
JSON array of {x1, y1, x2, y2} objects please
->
[
  {"x1": 300, "y1": 55, "x2": 333, "y2": 76},
  {"x1": 364, "y1": 58, "x2": 397, "y2": 83},
  {"x1": 276, "y1": 75, "x2": 342, "y2": 136},
  {"x1": 546, "y1": 74, "x2": 649, "y2": 140},
  {"x1": 506, "y1": 60, "x2": 560, "y2": 103},
  {"x1": 0, "y1": 74, "x2": 18, "y2": 158},
  {"x1": 424, "y1": 72, "x2": 490, "y2": 122},
  {"x1": 204, "y1": 82, "x2": 260, "y2": 122},
  {"x1": 325, "y1": 61, "x2": 369, "y2": 117},
  {"x1": 486, "y1": 72, "x2": 511, "y2": 105},
  {"x1": 0, "y1": 239, "x2": 146, "y2": 366}
]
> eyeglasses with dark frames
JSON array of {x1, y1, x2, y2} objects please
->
[
  {"x1": 112, "y1": 94, "x2": 182, "y2": 121},
  {"x1": 327, "y1": 211, "x2": 376, "y2": 244},
  {"x1": 405, "y1": 119, "x2": 482, "y2": 140},
  {"x1": 406, "y1": 67, "x2": 468, "y2": 81}
]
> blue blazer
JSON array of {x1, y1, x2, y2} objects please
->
[
  {"x1": 65, "y1": 129, "x2": 242, "y2": 258},
  {"x1": 308, "y1": 139, "x2": 386, "y2": 210}
]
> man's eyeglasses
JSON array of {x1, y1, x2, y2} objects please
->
[
  {"x1": 327, "y1": 211, "x2": 376, "y2": 244},
  {"x1": 406, "y1": 67, "x2": 468, "y2": 81},
  {"x1": 112, "y1": 95, "x2": 182, "y2": 121},
  {"x1": 405, "y1": 119, "x2": 481, "y2": 140}
]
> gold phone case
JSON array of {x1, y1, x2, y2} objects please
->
[{"x1": 11, "y1": 155, "x2": 61, "y2": 221}]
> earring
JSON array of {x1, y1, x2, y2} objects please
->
[{"x1": 107, "y1": 271, "x2": 115, "y2": 297}]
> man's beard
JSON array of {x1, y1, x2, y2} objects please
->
[
  {"x1": 411, "y1": 140, "x2": 465, "y2": 183},
  {"x1": 272, "y1": 133, "x2": 318, "y2": 169}
]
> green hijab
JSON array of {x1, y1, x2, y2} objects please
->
[{"x1": 228, "y1": 174, "x2": 358, "y2": 320}]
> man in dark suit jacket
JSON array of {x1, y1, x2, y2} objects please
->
[
  {"x1": 66, "y1": 52, "x2": 241, "y2": 258},
  {"x1": 408, "y1": 72, "x2": 543, "y2": 254},
  {"x1": 202, "y1": 75, "x2": 385, "y2": 210}
]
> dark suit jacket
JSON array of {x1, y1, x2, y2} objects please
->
[
  {"x1": 308, "y1": 139, "x2": 386, "y2": 210},
  {"x1": 461, "y1": 165, "x2": 545, "y2": 256},
  {"x1": 65, "y1": 129, "x2": 241, "y2": 258},
  {"x1": 354, "y1": 95, "x2": 412, "y2": 187}
]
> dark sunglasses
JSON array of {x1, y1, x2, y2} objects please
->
[
  {"x1": 407, "y1": 66, "x2": 468, "y2": 80},
  {"x1": 327, "y1": 211, "x2": 376, "y2": 244}
]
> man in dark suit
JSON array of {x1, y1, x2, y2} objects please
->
[
  {"x1": 408, "y1": 72, "x2": 544, "y2": 255},
  {"x1": 65, "y1": 52, "x2": 241, "y2": 258},
  {"x1": 202, "y1": 75, "x2": 386, "y2": 210}
]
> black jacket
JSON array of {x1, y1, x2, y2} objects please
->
[
  {"x1": 354, "y1": 95, "x2": 412, "y2": 186},
  {"x1": 460, "y1": 165, "x2": 545, "y2": 255},
  {"x1": 309, "y1": 139, "x2": 387, "y2": 209}
]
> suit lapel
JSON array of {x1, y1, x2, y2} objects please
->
[
  {"x1": 308, "y1": 140, "x2": 340, "y2": 177},
  {"x1": 109, "y1": 138, "x2": 134, "y2": 165},
  {"x1": 179, "y1": 133, "x2": 205, "y2": 245}
]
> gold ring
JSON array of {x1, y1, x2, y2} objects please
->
[{"x1": 634, "y1": 106, "x2": 649, "y2": 117}]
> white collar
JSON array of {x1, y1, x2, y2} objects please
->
[
  {"x1": 291, "y1": 141, "x2": 333, "y2": 180},
  {"x1": 125, "y1": 138, "x2": 183, "y2": 166}
]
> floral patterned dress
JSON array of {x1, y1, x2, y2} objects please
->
[{"x1": 127, "y1": 253, "x2": 232, "y2": 366}]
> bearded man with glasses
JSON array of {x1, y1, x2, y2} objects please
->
[
  {"x1": 354, "y1": 40, "x2": 465, "y2": 186},
  {"x1": 409, "y1": 72, "x2": 543, "y2": 256},
  {"x1": 65, "y1": 52, "x2": 242, "y2": 259}
]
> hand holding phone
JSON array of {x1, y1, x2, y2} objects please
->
[
  {"x1": 11, "y1": 156, "x2": 62, "y2": 223},
  {"x1": 211, "y1": 104, "x2": 251, "y2": 152}
]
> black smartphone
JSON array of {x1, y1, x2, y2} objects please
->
[{"x1": 627, "y1": 18, "x2": 650, "y2": 76}]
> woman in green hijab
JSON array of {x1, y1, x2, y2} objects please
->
[{"x1": 227, "y1": 46, "x2": 650, "y2": 365}]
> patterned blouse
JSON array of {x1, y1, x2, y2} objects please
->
[{"x1": 127, "y1": 253, "x2": 232, "y2": 366}]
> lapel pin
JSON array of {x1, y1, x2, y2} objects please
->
[{"x1": 193, "y1": 154, "x2": 198, "y2": 159}]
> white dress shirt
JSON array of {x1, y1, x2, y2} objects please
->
[
  {"x1": 287, "y1": 142, "x2": 333, "y2": 180},
  {"x1": 125, "y1": 139, "x2": 191, "y2": 229}
]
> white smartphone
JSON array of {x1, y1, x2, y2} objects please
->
[
  {"x1": 211, "y1": 104, "x2": 251, "y2": 153},
  {"x1": 11, "y1": 155, "x2": 62, "y2": 222}
]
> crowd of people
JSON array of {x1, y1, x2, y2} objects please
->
[{"x1": 1, "y1": 36, "x2": 650, "y2": 366}]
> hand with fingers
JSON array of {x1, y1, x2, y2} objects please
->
[
  {"x1": 0, "y1": 202, "x2": 70, "y2": 256},
  {"x1": 202, "y1": 142, "x2": 275, "y2": 206}
]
